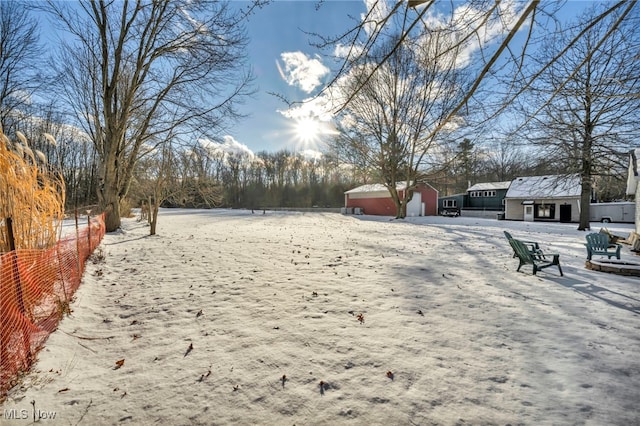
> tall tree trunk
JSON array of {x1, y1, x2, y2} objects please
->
[
  {"x1": 389, "y1": 187, "x2": 406, "y2": 219},
  {"x1": 98, "y1": 158, "x2": 122, "y2": 232},
  {"x1": 388, "y1": 187, "x2": 405, "y2": 219},
  {"x1": 578, "y1": 132, "x2": 593, "y2": 231},
  {"x1": 399, "y1": 201, "x2": 407, "y2": 219},
  {"x1": 578, "y1": 85, "x2": 594, "y2": 232},
  {"x1": 578, "y1": 175, "x2": 591, "y2": 231},
  {"x1": 150, "y1": 195, "x2": 159, "y2": 236}
]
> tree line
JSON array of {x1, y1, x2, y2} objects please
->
[
  {"x1": 13, "y1": 105, "x2": 628, "y2": 218},
  {"x1": 131, "y1": 145, "x2": 358, "y2": 211},
  {"x1": 3, "y1": 108, "x2": 359, "y2": 210}
]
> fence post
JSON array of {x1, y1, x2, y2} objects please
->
[
  {"x1": 74, "y1": 210, "x2": 82, "y2": 278},
  {"x1": 87, "y1": 214, "x2": 91, "y2": 251},
  {"x1": 6, "y1": 217, "x2": 31, "y2": 366},
  {"x1": 6, "y1": 218, "x2": 26, "y2": 313}
]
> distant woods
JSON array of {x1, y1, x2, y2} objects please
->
[
  {"x1": 130, "y1": 146, "x2": 357, "y2": 211},
  {"x1": 2, "y1": 120, "x2": 357, "y2": 210},
  {"x1": 7, "y1": 114, "x2": 628, "y2": 215}
]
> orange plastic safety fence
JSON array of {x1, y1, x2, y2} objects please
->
[{"x1": 0, "y1": 213, "x2": 105, "y2": 400}]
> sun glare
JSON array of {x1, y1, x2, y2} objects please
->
[{"x1": 294, "y1": 117, "x2": 322, "y2": 144}]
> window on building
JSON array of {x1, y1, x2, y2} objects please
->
[
  {"x1": 472, "y1": 190, "x2": 497, "y2": 197},
  {"x1": 535, "y1": 204, "x2": 555, "y2": 219},
  {"x1": 443, "y1": 199, "x2": 457, "y2": 208}
]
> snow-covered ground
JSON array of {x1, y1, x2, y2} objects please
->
[{"x1": 2, "y1": 209, "x2": 639, "y2": 425}]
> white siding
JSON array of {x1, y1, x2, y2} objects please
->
[
  {"x1": 347, "y1": 190, "x2": 390, "y2": 199},
  {"x1": 505, "y1": 198, "x2": 580, "y2": 222}
]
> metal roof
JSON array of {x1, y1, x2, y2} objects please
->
[
  {"x1": 505, "y1": 174, "x2": 581, "y2": 199},
  {"x1": 345, "y1": 183, "x2": 390, "y2": 194},
  {"x1": 467, "y1": 181, "x2": 512, "y2": 191},
  {"x1": 345, "y1": 181, "x2": 414, "y2": 194}
]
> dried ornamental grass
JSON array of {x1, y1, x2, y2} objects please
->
[{"x1": 0, "y1": 128, "x2": 65, "y2": 252}]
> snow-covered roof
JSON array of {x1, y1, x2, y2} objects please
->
[
  {"x1": 345, "y1": 183, "x2": 388, "y2": 194},
  {"x1": 505, "y1": 174, "x2": 581, "y2": 199},
  {"x1": 626, "y1": 148, "x2": 640, "y2": 195},
  {"x1": 467, "y1": 181, "x2": 511, "y2": 191},
  {"x1": 345, "y1": 181, "x2": 415, "y2": 194}
]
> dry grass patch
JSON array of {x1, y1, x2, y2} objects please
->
[{"x1": 0, "y1": 128, "x2": 65, "y2": 252}]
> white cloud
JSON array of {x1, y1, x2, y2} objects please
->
[
  {"x1": 334, "y1": 43, "x2": 364, "y2": 59},
  {"x1": 277, "y1": 94, "x2": 335, "y2": 123},
  {"x1": 454, "y1": 1, "x2": 522, "y2": 68},
  {"x1": 277, "y1": 0, "x2": 523, "y2": 141},
  {"x1": 276, "y1": 51, "x2": 330, "y2": 93},
  {"x1": 362, "y1": 0, "x2": 389, "y2": 37},
  {"x1": 198, "y1": 135, "x2": 254, "y2": 159},
  {"x1": 276, "y1": 65, "x2": 369, "y2": 136},
  {"x1": 418, "y1": 0, "x2": 524, "y2": 69}
]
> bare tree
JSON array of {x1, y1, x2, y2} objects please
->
[
  {"x1": 482, "y1": 139, "x2": 534, "y2": 183},
  {"x1": 0, "y1": 0, "x2": 42, "y2": 134},
  {"x1": 312, "y1": 2, "x2": 637, "y2": 193},
  {"x1": 133, "y1": 141, "x2": 170, "y2": 235},
  {"x1": 148, "y1": 142, "x2": 175, "y2": 236},
  {"x1": 46, "y1": 0, "x2": 257, "y2": 231},
  {"x1": 517, "y1": 4, "x2": 640, "y2": 230},
  {"x1": 330, "y1": 29, "x2": 469, "y2": 218},
  {"x1": 317, "y1": 1, "x2": 637, "y2": 116},
  {"x1": 17, "y1": 103, "x2": 99, "y2": 210}
]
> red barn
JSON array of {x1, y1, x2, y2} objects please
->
[{"x1": 344, "y1": 182, "x2": 438, "y2": 216}]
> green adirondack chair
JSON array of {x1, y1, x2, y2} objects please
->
[
  {"x1": 503, "y1": 231, "x2": 544, "y2": 259},
  {"x1": 508, "y1": 238, "x2": 563, "y2": 276},
  {"x1": 585, "y1": 233, "x2": 622, "y2": 261}
]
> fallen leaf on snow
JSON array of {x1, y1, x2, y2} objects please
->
[{"x1": 184, "y1": 343, "x2": 194, "y2": 357}]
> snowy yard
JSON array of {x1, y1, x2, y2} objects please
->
[{"x1": 2, "y1": 209, "x2": 639, "y2": 425}]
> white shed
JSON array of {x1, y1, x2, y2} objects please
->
[{"x1": 504, "y1": 174, "x2": 581, "y2": 222}]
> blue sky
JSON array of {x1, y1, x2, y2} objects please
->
[
  {"x1": 224, "y1": 0, "x2": 594, "y2": 158},
  {"x1": 33, "y1": 1, "x2": 593, "y2": 158},
  {"x1": 228, "y1": 0, "x2": 367, "y2": 156},
  {"x1": 33, "y1": 0, "x2": 366, "y2": 157}
]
